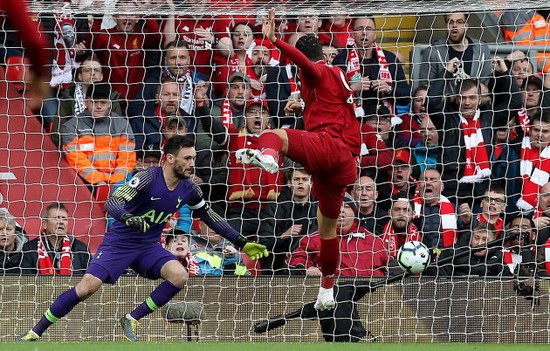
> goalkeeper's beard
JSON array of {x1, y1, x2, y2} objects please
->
[{"x1": 174, "y1": 165, "x2": 193, "y2": 180}]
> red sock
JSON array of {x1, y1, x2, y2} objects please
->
[
  {"x1": 257, "y1": 132, "x2": 283, "y2": 159},
  {"x1": 320, "y1": 237, "x2": 339, "y2": 289}
]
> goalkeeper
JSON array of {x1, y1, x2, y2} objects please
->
[{"x1": 17, "y1": 135, "x2": 268, "y2": 342}]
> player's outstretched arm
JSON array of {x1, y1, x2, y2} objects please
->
[
  {"x1": 193, "y1": 203, "x2": 268, "y2": 260},
  {"x1": 263, "y1": 8, "x2": 321, "y2": 80}
]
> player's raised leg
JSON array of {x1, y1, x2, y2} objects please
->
[
  {"x1": 236, "y1": 129, "x2": 289, "y2": 174},
  {"x1": 120, "y1": 260, "x2": 187, "y2": 342},
  {"x1": 17, "y1": 273, "x2": 103, "y2": 342},
  {"x1": 314, "y1": 209, "x2": 339, "y2": 311}
]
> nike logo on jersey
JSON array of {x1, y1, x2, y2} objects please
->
[
  {"x1": 177, "y1": 197, "x2": 182, "y2": 208},
  {"x1": 151, "y1": 197, "x2": 161, "y2": 201}
]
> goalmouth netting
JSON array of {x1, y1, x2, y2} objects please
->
[{"x1": 1, "y1": 0, "x2": 550, "y2": 343}]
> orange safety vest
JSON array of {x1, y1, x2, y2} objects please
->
[{"x1": 502, "y1": 13, "x2": 550, "y2": 73}]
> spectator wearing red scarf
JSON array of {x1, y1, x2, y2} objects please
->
[{"x1": 21, "y1": 203, "x2": 90, "y2": 276}]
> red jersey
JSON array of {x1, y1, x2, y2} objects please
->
[
  {"x1": 89, "y1": 18, "x2": 161, "y2": 101},
  {"x1": 273, "y1": 39, "x2": 361, "y2": 156},
  {"x1": 173, "y1": 16, "x2": 231, "y2": 77}
]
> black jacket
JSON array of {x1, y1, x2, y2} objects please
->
[
  {"x1": 258, "y1": 187, "x2": 318, "y2": 274},
  {"x1": 427, "y1": 70, "x2": 521, "y2": 201},
  {"x1": 21, "y1": 234, "x2": 91, "y2": 275}
]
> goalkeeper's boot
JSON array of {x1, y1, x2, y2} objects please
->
[
  {"x1": 254, "y1": 315, "x2": 287, "y2": 333},
  {"x1": 16, "y1": 330, "x2": 39, "y2": 342},
  {"x1": 236, "y1": 148, "x2": 279, "y2": 174},
  {"x1": 314, "y1": 286, "x2": 336, "y2": 311},
  {"x1": 119, "y1": 316, "x2": 139, "y2": 342}
]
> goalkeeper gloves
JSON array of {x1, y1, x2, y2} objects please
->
[
  {"x1": 234, "y1": 234, "x2": 268, "y2": 260},
  {"x1": 242, "y1": 242, "x2": 269, "y2": 260},
  {"x1": 121, "y1": 214, "x2": 149, "y2": 233}
]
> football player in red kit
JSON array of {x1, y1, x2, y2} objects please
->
[{"x1": 237, "y1": 8, "x2": 361, "y2": 311}]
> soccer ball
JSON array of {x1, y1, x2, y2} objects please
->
[{"x1": 397, "y1": 241, "x2": 431, "y2": 274}]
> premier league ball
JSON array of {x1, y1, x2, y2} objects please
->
[{"x1": 397, "y1": 241, "x2": 431, "y2": 274}]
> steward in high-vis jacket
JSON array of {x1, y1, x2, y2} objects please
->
[{"x1": 62, "y1": 83, "x2": 136, "y2": 186}]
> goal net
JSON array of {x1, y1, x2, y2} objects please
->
[{"x1": 1, "y1": 0, "x2": 550, "y2": 343}]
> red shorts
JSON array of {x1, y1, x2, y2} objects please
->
[{"x1": 285, "y1": 129, "x2": 358, "y2": 219}]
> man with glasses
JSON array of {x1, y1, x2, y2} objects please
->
[
  {"x1": 332, "y1": 15, "x2": 410, "y2": 117},
  {"x1": 21, "y1": 203, "x2": 91, "y2": 275},
  {"x1": 459, "y1": 184, "x2": 507, "y2": 238},
  {"x1": 418, "y1": 12, "x2": 492, "y2": 95}
]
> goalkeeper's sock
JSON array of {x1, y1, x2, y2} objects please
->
[
  {"x1": 33, "y1": 287, "x2": 82, "y2": 336},
  {"x1": 130, "y1": 280, "x2": 182, "y2": 320},
  {"x1": 320, "y1": 237, "x2": 339, "y2": 289},
  {"x1": 257, "y1": 132, "x2": 283, "y2": 159}
]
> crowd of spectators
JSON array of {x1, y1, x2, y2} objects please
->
[{"x1": 2, "y1": 2, "x2": 550, "y2": 280}]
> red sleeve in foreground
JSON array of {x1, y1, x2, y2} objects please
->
[
  {"x1": 272, "y1": 38, "x2": 322, "y2": 80},
  {"x1": 0, "y1": 0, "x2": 48, "y2": 76}
]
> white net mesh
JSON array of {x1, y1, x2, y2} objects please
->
[{"x1": 1, "y1": 0, "x2": 550, "y2": 343}]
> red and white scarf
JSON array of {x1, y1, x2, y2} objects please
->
[
  {"x1": 518, "y1": 136, "x2": 550, "y2": 210},
  {"x1": 518, "y1": 107, "x2": 530, "y2": 135},
  {"x1": 221, "y1": 98, "x2": 234, "y2": 129},
  {"x1": 460, "y1": 110, "x2": 491, "y2": 178},
  {"x1": 285, "y1": 63, "x2": 300, "y2": 100},
  {"x1": 38, "y1": 235, "x2": 72, "y2": 275},
  {"x1": 533, "y1": 206, "x2": 545, "y2": 220},
  {"x1": 544, "y1": 239, "x2": 550, "y2": 276},
  {"x1": 162, "y1": 67, "x2": 194, "y2": 115},
  {"x1": 503, "y1": 249, "x2": 523, "y2": 274},
  {"x1": 185, "y1": 254, "x2": 200, "y2": 276},
  {"x1": 50, "y1": 2, "x2": 76, "y2": 88},
  {"x1": 476, "y1": 214, "x2": 504, "y2": 238},
  {"x1": 413, "y1": 194, "x2": 457, "y2": 247},
  {"x1": 346, "y1": 42, "x2": 394, "y2": 113},
  {"x1": 381, "y1": 221, "x2": 421, "y2": 258}
]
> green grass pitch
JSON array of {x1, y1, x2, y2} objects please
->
[{"x1": 5, "y1": 343, "x2": 550, "y2": 351}]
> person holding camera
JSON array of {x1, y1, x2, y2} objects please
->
[{"x1": 434, "y1": 222, "x2": 510, "y2": 277}]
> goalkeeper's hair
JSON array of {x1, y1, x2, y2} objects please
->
[
  {"x1": 163, "y1": 135, "x2": 195, "y2": 157},
  {"x1": 295, "y1": 35, "x2": 324, "y2": 62}
]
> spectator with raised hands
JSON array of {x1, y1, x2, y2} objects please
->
[
  {"x1": 428, "y1": 57, "x2": 521, "y2": 205},
  {"x1": 458, "y1": 185, "x2": 507, "y2": 238},
  {"x1": 212, "y1": 22, "x2": 262, "y2": 99},
  {"x1": 419, "y1": 12, "x2": 492, "y2": 96},
  {"x1": 163, "y1": 0, "x2": 232, "y2": 82},
  {"x1": 87, "y1": 0, "x2": 164, "y2": 109},
  {"x1": 332, "y1": 15, "x2": 410, "y2": 117}
]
